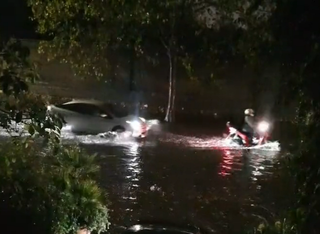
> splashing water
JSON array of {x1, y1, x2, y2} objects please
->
[
  {"x1": 157, "y1": 132, "x2": 280, "y2": 152},
  {"x1": 224, "y1": 138, "x2": 281, "y2": 151},
  {"x1": 0, "y1": 120, "x2": 281, "y2": 154},
  {"x1": 61, "y1": 127, "x2": 143, "y2": 145}
]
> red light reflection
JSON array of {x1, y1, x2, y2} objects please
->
[{"x1": 218, "y1": 149, "x2": 234, "y2": 177}]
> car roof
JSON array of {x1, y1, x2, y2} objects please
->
[
  {"x1": 60, "y1": 99, "x2": 130, "y2": 118},
  {"x1": 63, "y1": 99, "x2": 106, "y2": 106},
  {"x1": 61, "y1": 99, "x2": 117, "y2": 113}
]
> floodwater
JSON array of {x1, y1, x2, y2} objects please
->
[
  {"x1": 60, "y1": 123, "x2": 285, "y2": 234},
  {"x1": 0, "y1": 121, "x2": 285, "y2": 233}
]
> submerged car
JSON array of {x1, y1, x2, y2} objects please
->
[{"x1": 47, "y1": 99, "x2": 148, "y2": 138}]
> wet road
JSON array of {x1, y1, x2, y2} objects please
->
[{"x1": 66, "y1": 124, "x2": 284, "y2": 234}]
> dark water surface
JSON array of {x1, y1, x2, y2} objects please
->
[{"x1": 76, "y1": 123, "x2": 287, "y2": 234}]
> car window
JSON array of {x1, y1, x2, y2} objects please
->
[
  {"x1": 58, "y1": 103, "x2": 84, "y2": 113},
  {"x1": 59, "y1": 103, "x2": 112, "y2": 118}
]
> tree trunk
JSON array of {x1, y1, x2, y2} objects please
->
[{"x1": 164, "y1": 49, "x2": 176, "y2": 122}]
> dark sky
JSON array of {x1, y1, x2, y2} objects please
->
[{"x1": 0, "y1": 0, "x2": 37, "y2": 39}]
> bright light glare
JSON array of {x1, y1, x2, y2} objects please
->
[
  {"x1": 257, "y1": 121, "x2": 269, "y2": 132},
  {"x1": 132, "y1": 225, "x2": 142, "y2": 232},
  {"x1": 126, "y1": 120, "x2": 141, "y2": 130}
]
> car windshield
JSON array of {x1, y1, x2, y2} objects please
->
[{"x1": 57, "y1": 103, "x2": 109, "y2": 117}]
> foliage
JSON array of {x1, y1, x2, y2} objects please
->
[
  {"x1": 27, "y1": 0, "x2": 222, "y2": 80},
  {"x1": 248, "y1": 219, "x2": 296, "y2": 234},
  {"x1": 0, "y1": 38, "x2": 63, "y2": 141},
  {"x1": 270, "y1": 1, "x2": 320, "y2": 233},
  {"x1": 27, "y1": 0, "x2": 277, "y2": 76},
  {"x1": 0, "y1": 38, "x2": 110, "y2": 234},
  {"x1": 0, "y1": 140, "x2": 109, "y2": 234}
]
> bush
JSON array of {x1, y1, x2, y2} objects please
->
[
  {"x1": 0, "y1": 140, "x2": 110, "y2": 234},
  {"x1": 247, "y1": 219, "x2": 297, "y2": 234}
]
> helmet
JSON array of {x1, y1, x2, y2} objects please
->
[{"x1": 244, "y1": 108, "x2": 254, "y2": 116}]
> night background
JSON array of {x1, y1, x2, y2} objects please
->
[
  {"x1": 0, "y1": 1, "x2": 319, "y2": 234},
  {"x1": 0, "y1": 0, "x2": 36, "y2": 38}
]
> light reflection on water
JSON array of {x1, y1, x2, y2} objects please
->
[
  {"x1": 218, "y1": 149, "x2": 275, "y2": 182},
  {"x1": 0, "y1": 124, "x2": 282, "y2": 233},
  {"x1": 122, "y1": 142, "x2": 142, "y2": 211},
  {"x1": 219, "y1": 149, "x2": 235, "y2": 177},
  {"x1": 86, "y1": 131, "x2": 282, "y2": 234}
]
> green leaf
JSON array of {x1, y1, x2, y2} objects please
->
[{"x1": 28, "y1": 125, "x2": 35, "y2": 136}]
